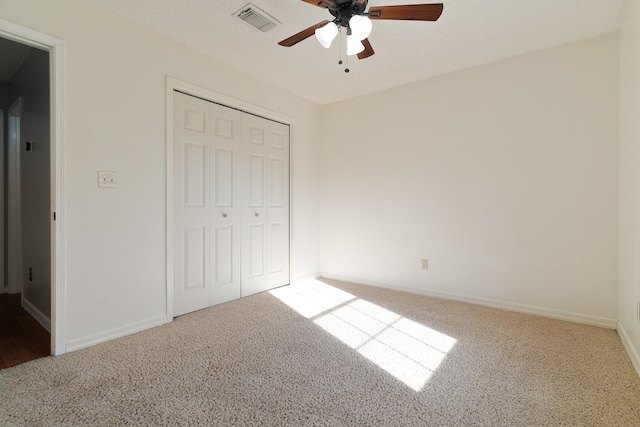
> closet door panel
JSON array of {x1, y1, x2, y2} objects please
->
[
  {"x1": 247, "y1": 151, "x2": 266, "y2": 281},
  {"x1": 241, "y1": 114, "x2": 289, "y2": 296},
  {"x1": 241, "y1": 114, "x2": 266, "y2": 296},
  {"x1": 266, "y1": 124, "x2": 290, "y2": 289},
  {"x1": 209, "y1": 103, "x2": 242, "y2": 305},
  {"x1": 173, "y1": 92, "x2": 211, "y2": 316}
]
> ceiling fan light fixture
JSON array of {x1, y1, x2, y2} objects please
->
[
  {"x1": 315, "y1": 22, "x2": 339, "y2": 48},
  {"x1": 346, "y1": 35, "x2": 365, "y2": 56},
  {"x1": 349, "y1": 15, "x2": 372, "y2": 41}
]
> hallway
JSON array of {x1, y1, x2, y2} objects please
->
[{"x1": 0, "y1": 293, "x2": 49, "y2": 369}]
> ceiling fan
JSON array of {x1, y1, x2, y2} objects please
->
[{"x1": 278, "y1": 0, "x2": 443, "y2": 68}]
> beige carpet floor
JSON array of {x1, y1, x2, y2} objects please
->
[{"x1": 1, "y1": 278, "x2": 639, "y2": 426}]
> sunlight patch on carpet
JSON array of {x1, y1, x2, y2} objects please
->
[
  {"x1": 270, "y1": 279, "x2": 457, "y2": 392},
  {"x1": 270, "y1": 279, "x2": 357, "y2": 318}
]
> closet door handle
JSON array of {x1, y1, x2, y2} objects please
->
[
  {"x1": 222, "y1": 212, "x2": 228, "y2": 218},
  {"x1": 255, "y1": 212, "x2": 260, "y2": 217}
]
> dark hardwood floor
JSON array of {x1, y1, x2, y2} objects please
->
[{"x1": 0, "y1": 293, "x2": 50, "y2": 369}]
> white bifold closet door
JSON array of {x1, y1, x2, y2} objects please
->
[{"x1": 173, "y1": 91, "x2": 290, "y2": 317}]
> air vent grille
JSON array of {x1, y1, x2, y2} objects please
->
[{"x1": 235, "y1": 3, "x2": 280, "y2": 33}]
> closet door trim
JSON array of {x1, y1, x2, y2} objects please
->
[{"x1": 166, "y1": 77, "x2": 295, "y2": 321}]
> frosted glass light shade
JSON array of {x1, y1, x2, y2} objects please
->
[
  {"x1": 315, "y1": 22, "x2": 339, "y2": 48},
  {"x1": 346, "y1": 35, "x2": 365, "y2": 56},
  {"x1": 349, "y1": 15, "x2": 372, "y2": 40}
]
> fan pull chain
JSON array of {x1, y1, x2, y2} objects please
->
[
  {"x1": 335, "y1": 27, "x2": 349, "y2": 73},
  {"x1": 338, "y1": 27, "x2": 344, "y2": 67},
  {"x1": 337, "y1": 27, "x2": 349, "y2": 73}
]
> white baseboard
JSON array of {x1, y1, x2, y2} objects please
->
[
  {"x1": 291, "y1": 273, "x2": 321, "y2": 284},
  {"x1": 22, "y1": 297, "x2": 51, "y2": 332},
  {"x1": 617, "y1": 322, "x2": 640, "y2": 378},
  {"x1": 320, "y1": 274, "x2": 618, "y2": 329},
  {"x1": 65, "y1": 316, "x2": 168, "y2": 353}
]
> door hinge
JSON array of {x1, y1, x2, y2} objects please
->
[{"x1": 53, "y1": 212, "x2": 56, "y2": 221}]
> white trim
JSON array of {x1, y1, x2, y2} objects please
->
[
  {"x1": 0, "y1": 18, "x2": 66, "y2": 356},
  {"x1": 22, "y1": 297, "x2": 51, "y2": 332},
  {"x1": 289, "y1": 121, "x2": 295, "y2": 287},
  {"x1": 51, "y1": 39, "x2": 66, "y2": 357},
  {"x1": 165, "y1": 77, "x2": 295, "y2": 321},
  {"x1": 0, "y1": 19, "x2": 61, "y2": 50},
  {"x1": 167, "y1": 77, "x2": 294, "y2": 125},
  {"x1": 165, "y1": 81, "x2": 175, "y2": 321},
  {"x1": 65, "y1": 316, "x2": 166, "y2": 353},
  {"x1": 617, "y1": 322, "x2": 640, "y2": 378},
  {"x1": 321, "y1": 274, "x2": 618, "y2": 329}
]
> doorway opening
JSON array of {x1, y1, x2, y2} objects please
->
[
  {"x1": 0, "y1": 19, "x2": 66, "y2": 362},
  {"x1": 0, "y1": 38, "x2": 50, "y2": 368}
]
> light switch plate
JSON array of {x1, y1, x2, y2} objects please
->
[{"x1": 98, "y1": 171, "x2": 118, "y2": 189}]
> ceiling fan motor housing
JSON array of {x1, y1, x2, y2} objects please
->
[{"x1": 329, "y1": 0, "x2": 369, "y2": 27}]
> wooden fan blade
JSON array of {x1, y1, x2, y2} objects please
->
[
  {"x1": 301, "y1": 0, "x2": 333, "y2": 8},
  {"x1": 369, "y1": 4, "x2": 443, "y2": 21},
  {"x1": 278, "y1": 20, "x2": 330, "y2": 47},
  {"x1": 357, "y1": 38, "x2": 375, "y2": 59}
]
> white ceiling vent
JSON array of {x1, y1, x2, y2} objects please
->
[{"x1": 234, "y1": 3, "x2": 280, "y2": 33}]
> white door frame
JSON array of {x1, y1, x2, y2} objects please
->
[
  {"x1": 0, "y1": 19, "x2": 66, "y2": 356},
  {"x1": 165, "y1": 77, "x2": 294, "y2": 321}
]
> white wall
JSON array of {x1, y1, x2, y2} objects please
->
[
  {"x1": 0, "y1": 0, "x2": 320, "y2": 350},
  {"x1": 619, "y1": 0, "x2": 640, "y2": 374},
  {"x1": 9, "y1": 47, "x2": 50, "y2": 320},
  {"x1": 320, "y1": 34, "x2": 620, "y2": 326}
]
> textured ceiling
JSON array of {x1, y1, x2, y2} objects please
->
[{"x1": 87, "y1": 0, "x2": 630, "y2": 105}]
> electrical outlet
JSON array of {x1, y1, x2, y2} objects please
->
[
  {"x1": 421, "y1": 259, "x2": 429, "y2": 270},
  {"x1": 98, "y1": 171, "x2": 118, "y2": 189}
]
